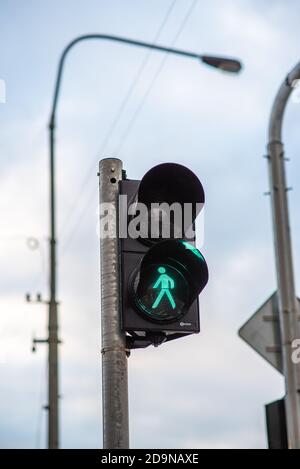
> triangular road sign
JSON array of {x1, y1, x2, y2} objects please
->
[{"x1": 239, "y1": 292, "x2": 283, "y2": 374}]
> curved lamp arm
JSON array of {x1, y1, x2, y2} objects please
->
[
  {"x1": 269, "y1": 61, "x2": 300, "y2": 142},
  {"x1": 49, "y1": 33, "x2": 242, "y2": 129},
  {"x1": 267, "y1": 62, "x2": 300, "y2": 449}
]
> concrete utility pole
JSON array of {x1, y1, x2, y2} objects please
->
[
  {"x1": 99, "y1": 158, "x2": 129, "y2": 449},
  {"x1": 30, "y1": 126, "x2": 60, "y2": 448},
  {"x1": 267, "y1": 61, "x2": 300, "y2": 449},
  {"x1": 48, "y1": 119, "x2": 60, "y2": 449}
]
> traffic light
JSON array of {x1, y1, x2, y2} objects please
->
[
  {"x1": 119, "y1": 163, "x2": 208, "y2": 349},
  {"x1": 265, "y1": 398, "x2": 288, "y2": 449}
]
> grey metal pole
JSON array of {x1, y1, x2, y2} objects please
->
[
  {"x1": 48, "y1": 302, "x2": 59, "y2": 449},
  {"x1": 99, "y1": 158, "x2": 129, "y2": 449},
  {"x1": 48, "y1": 123, "x2": 59, "y2": 449},
  {"x1": 267, "y1": 61, "x2": 300, "y2": 449}
]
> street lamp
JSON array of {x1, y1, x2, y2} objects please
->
[
  {"x1": 267, "y1": 61, "x2": 300, "y2": 449},
  {"x1": 45, "y1": 33, "x2": 242, "y2": 449},
  {"x1": 201, "y1": 55, "x2": 241, "y2": 73}
]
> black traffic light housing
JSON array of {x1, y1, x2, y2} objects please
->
[
  {"x1": 119, "y1": 163, "x2": 208, "y2": 349},
  {"x1": 265, "y1": 398, "x2": 288, "y2": 449}
]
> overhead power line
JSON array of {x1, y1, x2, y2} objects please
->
[
  {"x1": 114, "y1": 0, "x2": 198, "y2": 154},
  {"x1": 59, "y1": 0, "x2": 198, "y2": 256},
  {"x1": 58, "y1": 0, "x2": 178, "y2": 240}
]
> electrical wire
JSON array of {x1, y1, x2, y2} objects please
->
[
  {"x1": 58, "y1": 0, "x2": 178, "y2": 240},
  {"x1": 0, "y1": 235, "x2": 47, "y2": 296},
  {"x1": 59, "y1": 0, "x2": 198, "y2": 256},
  {"x1": 27, "y1": 238, "x2": 48, "y2": 295},
  {"x1": 114, "y1": 0, "x2": 198, "y2": 154},
  {"x1": 60, "y1": 181, "x2": 96, "y2": 257}
]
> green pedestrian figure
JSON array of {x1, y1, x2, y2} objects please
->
[{"x1": 152, "y1": 266, "x2": 176, "y2": 310}]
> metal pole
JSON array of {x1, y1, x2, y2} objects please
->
[
  {"x1": 267, "y1": 61, "x2": 300, "y2": 449},
  {"x1": 48, "y1": 122, "x2": 59, "y2": 449},
  {"x1": 99, "y1": 158, "x2": 129, "y2": 449}
]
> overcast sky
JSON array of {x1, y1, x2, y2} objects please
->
[{"x1": 1, "y1": 0, "x2": 300, "y2": 449}]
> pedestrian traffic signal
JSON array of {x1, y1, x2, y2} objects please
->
[
  {"x1": 265, "y1": 399, "x2": 288, "y2": 449},
  {"x1": 132, "y1": 240, "x2": 208, "y2": 323},
  {"x1": 119, "y1": 163, "x2": 208, "y2": 349},
  {"x1": 136, "y1": 263, "x2": 178, "y2": 320}
]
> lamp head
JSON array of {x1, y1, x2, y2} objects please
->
[{"x1": 201, "y1": 55, "x2": 242, "y2": 73}]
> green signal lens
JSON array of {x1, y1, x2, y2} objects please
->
[
  {"x1": 132, "y1": 263, "x2": 188, "y2": 322},
  {"x1": 131, "y1": 239, "x2": 208, "y2": 324}
]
